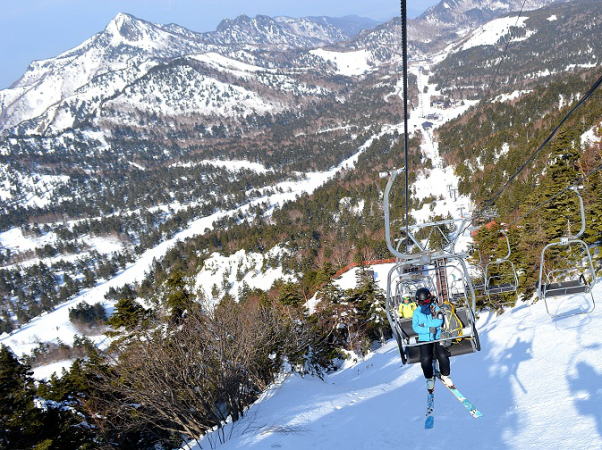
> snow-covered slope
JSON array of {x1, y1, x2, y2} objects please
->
[
  {"x1": 458, "y1": 16, "x2": 531, "y2": 51},
  {"x1": 195, "y1": 283, "x2": 602, "y2": 450},
  {"x1": 418, "y1": 0, "x2": 571, "y2": 29},
  {"x1": 309, "y1": 49, "x2": 373, "y2": 76}
]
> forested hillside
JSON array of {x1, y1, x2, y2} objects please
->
[{"x1": 1, "y1": 0, "x2": 601, "y2": 448}]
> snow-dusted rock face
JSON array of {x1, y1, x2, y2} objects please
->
[
  {"x1": 419, "y1": 0, "x2": 571, "y2": 28},
  {"x1": 0, "y1": 14, "x2": 212, "y2": 131},
  {"x1": 0, "y1": 13, "x2": 369, "y2": 133}
]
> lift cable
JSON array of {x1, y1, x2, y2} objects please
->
[
  {"x1": 399, "y1": 0, "x2": 410, "y2": 252},
  {"x1": 482, "y1": 71, "x2": 602, "y2": 210}
]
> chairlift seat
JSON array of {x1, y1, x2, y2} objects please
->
[
  {"x1": 397, "y1": 307, "x2": 476, "y2": 363},
  {"x1": 486, "y1": 283, "x2": 517, "y2": 295},
  {"x1": 451, "y1": 292, "x2": 465, "y2": 301},
  {"x1": 398, "y1": 318, "x2": 416, "y2": 339},
  {"x1": 447, "y1": 338, "x2": 478, "y2": 357},
  {"x1": 542, "y1": 279, "x2": 590, "y2": 297},
  {"x1": 473, "y1": 283, "x2": 485, "y2": 291}
]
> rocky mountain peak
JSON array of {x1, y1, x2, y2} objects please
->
[{"x1": 103, "y1": 12, "x2": 157, "y2": 43}]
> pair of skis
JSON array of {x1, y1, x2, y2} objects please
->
[{"x1": 425, "y1": 376, "x2": 482, "y2": 429}]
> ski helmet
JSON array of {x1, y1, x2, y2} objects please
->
[{"x1": 415, "y1": 287, "x2": 432, "y2": 304}]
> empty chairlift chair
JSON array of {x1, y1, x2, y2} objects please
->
[
  {"x1": 537, "y1": 187, "x2": 597, "y2": 318},
  {"x1": 484, "y1": 230, "x2": 519, "y2": 300}
]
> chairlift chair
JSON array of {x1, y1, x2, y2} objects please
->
[
  {"x1": 484, "y1": 230, "x2": 519, "y2": 300},
  {"x1": 383, "y1": 168, "x2": 481, "y2": 364},
  {"x1": 537, "y1": 187, "x2": 597, "y2": 318},
  {"x1": 385, "y1": 256, "x2": 481, "y2": 365}
]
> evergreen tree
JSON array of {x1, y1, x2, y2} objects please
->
[
  {"x1": 0, "y1": 345, "x2": 93, "y2": 448},
  {"x1": 164, "y1": 270, "x2": 194, "y2": 322},
  {"x1": 0, "y1": 344, "x2": 43, "y2": 448},
  {"x1": 107, "y1": 297, "x2": 147, "y2": 330},
  {"x1": 278, "y1": 282, "x2": 303, "y2": 307}
]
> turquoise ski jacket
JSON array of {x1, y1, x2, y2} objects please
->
[{"x1": 412, "y1": 306, "x2": 443, "y2": 342}]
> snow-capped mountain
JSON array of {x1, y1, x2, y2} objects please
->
[
  {"x1": 430, "y1": 0, "x2": 602, "y2": 97},
  {"x1": 210, "y1": 15, "x2": 349, "y2": 48},
  {"x1": 0, "y1": 13, "x2": 210, "y2": 132},
  {"x1": 0, "y1": 13, "x2": 371, "y2": 133},
  {"x1": 349, "y1": 0, "x2": 576, "y2": 58}
]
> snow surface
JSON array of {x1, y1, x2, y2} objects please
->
[
  {"x1": 581, "y1": 124, "x2": 601, "y2": 147},
  {"x1": 460, "y1": 16, "x2": 529, "y2": 51},
  {"x1": 309, "y1": 49, "x2": 372, "y2": 76},
  {"x1": 0, "y1": 228, "x2": 56, "y2": 253},
  {"x1": 408, "y1": 60, "x2": 475, "y2": 229},
  {"x1": 547, "y1": 14, "x2": 558, "y2": 22},
  {"x1": 0, "y1": 229, "x2": 125, "y2": 270},
  {"x1": 494, "y1": 90, "x2": 533, "y2": 103},
  {"x1": 109, "y1": 65, "x2": 278, "y2": 118},
  {"x1": 32, "y1": 359, "x2": 75, "y2": 381},
  {"x1": 171, "y1": 159, "x2": 271, "y2": 174},
  {"x1": 195, "y1": 282, "x2": 602, "y2": 450},
  {"x1": 0, "y1": 164, "x2": 70, "y2": 207},
  {"x1": 195, "y1": 247, "x2": 295, "y2": 303}
]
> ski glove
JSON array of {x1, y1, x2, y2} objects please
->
[{"x1": 429, "y1": 327, "x2": 438, "y2": 335}]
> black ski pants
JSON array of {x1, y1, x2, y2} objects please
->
[{"x1": 419, "y1": 342, "x2": 450, "y2": 378}]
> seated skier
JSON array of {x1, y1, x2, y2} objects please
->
[
  {"x1": 412, "y1": 287, "x2": 454, "y2": 391},
  {"x1": 398, "y1": 293, "x2": 417, "y2": 318}
]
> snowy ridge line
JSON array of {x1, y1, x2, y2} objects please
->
[{"x1": 0, "y1": 126, "x2": 395, "y2": 356}]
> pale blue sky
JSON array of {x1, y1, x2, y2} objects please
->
[{"x1": 0, "y1": 0, "x2": 439, "y2": 89}]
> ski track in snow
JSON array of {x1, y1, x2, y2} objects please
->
[
  {"x1": 195, "y1": 282, "x2": 602, "y2": 450},
  {"x1": 408, "y1": 57, "x2": 476, "y2": 240}
]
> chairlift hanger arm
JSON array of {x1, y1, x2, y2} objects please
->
[
  {"x1": 494, "y1": 230, "x2": 512, "y2": 263},
  {"x1": 567, "y1": 186, "x2": 586, "y2": 240},
  {"x1": 384, "y1": 167, "x2": 410, "y2": 259}
]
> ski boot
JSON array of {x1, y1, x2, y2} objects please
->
[
  {"x1": 440, "y1": 375, "x2": 455, "y2": 388},
  {"x1": 426, "y1": 377, "x2": 435, "y2": 392}
]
